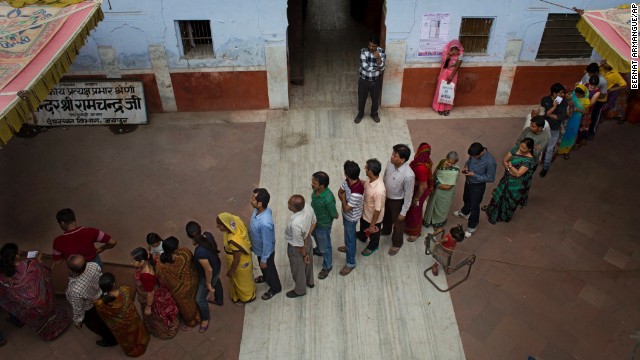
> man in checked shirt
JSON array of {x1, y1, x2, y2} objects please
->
[{"x1": 355, "y1": 34, "x2": 386, "y2": 124}]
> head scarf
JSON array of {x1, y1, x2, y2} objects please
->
[
  {"x1": 217, "y1": 212, "x2": 251, "y2": 252},
  {"x1": 573, "y1": 84, "x2": 590, "y2": 110},
  {"x1": 441, "y1": 39, "x2": 464, "y2": 63},
  {"x1": 410, "y1": 143, "x2": 435, "y2": 191}
]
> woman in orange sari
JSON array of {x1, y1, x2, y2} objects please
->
[
  {"x1": 155, "y1": 236, "x2": 201, "y2": 330},
  {"x1": 95, "y1": 273, "x2": 149, "y2": 357},
  {"x1": 216, "y1": 213, "x2": 256, "y2": 304},
  {"x1": 404, "y1": 143, "x2": 435, "y2": 241}
]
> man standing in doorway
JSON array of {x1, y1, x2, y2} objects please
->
[
  {"x1": 382, "y1": 144, "x2": 415, "y2": 256},
  {"x1": 249, "y1": 188, "x2": 282, "y2": 300},
  {"x1": 355, "y1": 34, "x2": 386, "y2": 124},
  {"x1": 310, "y1": 171, "x2": 338, "y2": 280},
  {"x1": 454, "y1": 142, "x2": 497, "y2": 238}
]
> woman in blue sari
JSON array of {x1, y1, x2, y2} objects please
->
[
  {"x1": 484, "y1": 138, "x2": 537, "y2": 224},
  {"x1": 557, "y1": 84, "x2": 589, "y2": 159}
]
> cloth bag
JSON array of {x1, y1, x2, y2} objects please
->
[{"x1": 438, "y1": 80, "x2": 455, "y2": 105}]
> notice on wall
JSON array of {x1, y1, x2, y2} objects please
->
[
  {"x1": 417, "y1": 13, "x2": 451, "y2": 57},
  {"x1": 35, "y1": 81, "x2": 148, "y2": 126}
]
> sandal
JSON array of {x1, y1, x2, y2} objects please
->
[
  {"x1": 563, "y1": 153, "x2": 570, "y2": 160},
  {"x1": 339, "y1": 266, "x2": 354, "y2": 276},
  {"x1": 199, "y1": 321, "x2": 209, "y2": 333},
  {"x1": 318, "y1": 268, "x2": 332, "y2": 280},
  {"x1": 361, "y1": 248, "x2": 377, "y2": 256},
  {"x1": 388, "y1": 247, "x2": 400, "y2": 256},
  {"x1": 438, "y1": 111, "x2": 444, "y2": 115},
  {"x1": 261, "y1": 290, "x2": 276, "y2": 300},
  {"x1": 337, "y1": 246, "x2": 347, "y2": 253},
  {"x1": 444, "y1": 111, "x2": 450, "y2": 116},
  {"x1": 254, "y1": 276, "x2": 265, "y2": 284},
  {"x1": 481, "y1": 205, "x2": 487, "y2": 212},
  {"x1": 181, "y1": 324, "x2": 193, "y2": 331},
  {"x1": 432, "y1": 264, "x2": 439, "y2": 276}
]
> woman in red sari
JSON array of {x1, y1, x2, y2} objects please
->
[
  {"x1": 95, "y1": 272, "x2": 149, "y2": 357},
  {"x1": 0, "y1": 243, "x2": 70, "y2": 341},
  {"x1": 130, "y1": 247, "x2": 178, "y2": 339},
  {"x1": 432, "y1": 40, "x2": 464, "y2": 116},
  {"x1": 404, "y1": 143, "x2": 435, "y2": 241}
]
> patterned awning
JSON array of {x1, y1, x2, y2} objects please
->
[{"x1": 0, "y1": 0, "x2": 103, "y2": 146}]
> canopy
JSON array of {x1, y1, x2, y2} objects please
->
[
  {"x1": 576, "y1": 5, "x2": 635, "y2": 73},
  {"x1": 0, "y1": 0, "x2": 103, "y2": 146}
]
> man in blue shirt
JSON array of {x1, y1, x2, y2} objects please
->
[
  {"x1": 454, "y1": 142, "x2": 497, "y2": 238},
  {"x1": 249, "y1": 188, "x2": 282, "y2": 300}
]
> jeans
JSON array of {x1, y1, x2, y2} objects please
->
[
  {"x1": 357, "y1": 77, "x2": 380, "y2": 116},
  {"x1": 460, "y1": 181, "x2": 487, "y2": 229},
  {"x1": 343, "y1": 218, "x2": 358, "y2": 267},
  {"x1": 91, "y1": 254, "x2": 103, "y2": 270},
  {"x1": 312, "y1": 225, "x2": 333, "y2": 270},
  {"x1": 543, "y1": 129, "x2": 560, "y2": 170},
  {"x1": 196, "y1": 275, "x2": 224, "y2": 321}
]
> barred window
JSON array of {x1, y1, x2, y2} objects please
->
[
  {"x1": 536, "y1": 14, "x2": 592, "y2": 59},
  {"x1": 459, "y1": 18, "x2": 494, "y2": 54},
  {"x1": 176, "y1": 20, "x2": 214, "y2": 59}
]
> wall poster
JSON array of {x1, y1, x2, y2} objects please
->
[{"x1": 417, "y1": 13, "x2": 451, "y2": 57}]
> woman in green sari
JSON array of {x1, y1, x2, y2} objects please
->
[
  {"x1": 484, "y1": 138, "x2": 536, "y2": 224},
  {"x1": 423, "y1": 151, "x2": 460, "y2": 234}
]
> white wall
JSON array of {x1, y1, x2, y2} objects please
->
[
  {"x1": 71, "y1": 0, "x2": 288, "y2": 72},
  {"x1": 385, "y1": 0, "x2": 625, "y2": 65}
]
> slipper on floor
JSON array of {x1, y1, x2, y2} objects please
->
[
  {"x1": 388, "y1": 247, "x2": 400, "y2": 256},
  {"x1": 199, "y1": 322, "x2": 209, "y2": 333},
  {"x1": 361, "y1": 248, "x2": 377, "y2": 256},
  {"x1": 254, "y1": 276, "x2": 265, "y2": 284},
  {"x1": 181, "y1": 324, "x2": 193, "y2": 331}
]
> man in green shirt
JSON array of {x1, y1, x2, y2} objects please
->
[{"x1": 310, "y1": 171, "x2": 339, "y2": 279}]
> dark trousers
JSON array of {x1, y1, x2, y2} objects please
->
[
  {"x1": 460, "y1": 182, "x2": 487, "y2": 229},
  {"x1": 357, "y1": 77, "x2": 380, "y2": 116},
  {"x1": 381, "y1": 198, "x2": 405, "y2": 248},
  {"x1": 83, "y1": 306, "x2": 117, "y2": 344},
  {"x1": 589, "y1": 101, "x2": 606, "y2": 136},
  {"x1": 357, "y1": 218, "x2": 382, "y2": 251},
  {"x1": 259, "y1": 252, "x2": 282, "y2": 294}
]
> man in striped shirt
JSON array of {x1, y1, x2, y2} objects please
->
[
  {"x1": 337, "y1": 160, "x2": 365, "y2": 276},
  {"x1": 355, "y1": 34, "x2": 386, "y2": 124}
]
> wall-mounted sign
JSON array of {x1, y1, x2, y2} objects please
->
[
  {"x1": 34, "y1": 80, "x2": 148, "y2": 126},
  {"x1": 418, "y1": 13, "x2": 451, "y2": 57}
]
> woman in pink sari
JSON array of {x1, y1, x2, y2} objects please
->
[
  {"x1": 432, "y1": 40, "x2": 464, "y2": 116},
  {"x1": 0, "y1": 243, "x2": 71, "y2": 341}
]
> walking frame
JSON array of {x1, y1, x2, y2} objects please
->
[{"x1": 423, "y1": 229, "x2": 476, "y2": 292}]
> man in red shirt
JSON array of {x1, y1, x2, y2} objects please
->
[{"x1": 52, "y1": 208, "x2": 117, "y2": 269}]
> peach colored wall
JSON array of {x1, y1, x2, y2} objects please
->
[
  {"x1": 171, "y1": 71, "x2": 269, "y2": 111},
  {"x1": 508, "y1": 65, "x2": 586, "y2": 104},
  {"x1": 401, "y1": 67, "x2": 501, "y2": 107}
]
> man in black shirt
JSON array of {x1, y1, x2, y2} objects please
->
[{"x1": 540, "y1": 83, "x2": 567, "y2": 177}]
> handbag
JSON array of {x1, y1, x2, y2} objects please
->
[{"x1": 438, "y1": 80, "x2": 455, "y2": 105}]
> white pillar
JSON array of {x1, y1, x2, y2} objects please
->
[
  {"x1": 494, "y1": 39, "x2": 523, "y2": 105},
  {"x1": 148, "y1": 45, "x2": 177, "y2": 112},
  {"x1": 265, "y1": 42, "x2": 289, "y2": 109},
  {"x1": 381, "y1": 40, "x2": 406, "y2": 107}
]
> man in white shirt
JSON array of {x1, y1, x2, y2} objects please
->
[
  {"x1": 285, "y1": 195, "x2": 317, "y2": 298},
  {"x1": 381, "y1": 144, "x2": 415, "y2": 256}
]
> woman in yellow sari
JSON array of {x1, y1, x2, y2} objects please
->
[{"x1": 216, "y1": 213, "x2": 256, "y2": 304}]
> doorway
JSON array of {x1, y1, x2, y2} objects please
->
[{"x1": 287, "y1": 0, "x2": 385, "y2": 109}]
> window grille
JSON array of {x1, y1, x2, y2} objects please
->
[
  {"x1": 536, "y1": 14, "x2": 592, "y2": 59},
  {"x1": 459, "y1": 18, "x2": 494, "y2": 54},
  {"x1": 177, "y1": 20, "x2": 214, "y2": 59}
]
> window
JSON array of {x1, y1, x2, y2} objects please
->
[
  {"x1": 536, "y1": 14, "x2": 592, "y2": 59},
  {"x1": 176, "y1": 20, "x2": 214, "y2": 59},
  {"x1": 459, "y1": 18, "x2": 494, "y2": 54}
]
